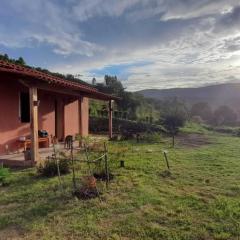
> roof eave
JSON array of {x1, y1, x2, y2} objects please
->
[{"x1": 0, "y1": 60, "x2": 119, "y2": 101}]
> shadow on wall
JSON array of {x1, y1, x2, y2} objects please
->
[{"x1": 0, "y1": 126, "x2": 30, "y2": 154}]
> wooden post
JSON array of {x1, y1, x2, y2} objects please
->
[
  {"x1": 163, "y1": 151, "x2": 170, "y2": 170},
  {"x1": 79, "y1": 97, "x2": 83, "y2": 136},
  {"x1": 104, "y1": 142, "x2": 110, "y2": 189},
  {"x1": 109, "y1": 100, "x2": 113, "y2": 139},
  {"x1": 29, "y1": 87, "x2": 39, "y2": 163},
  {"x1": 79, "y1": 97, "x2": 89, "y2": 137}
]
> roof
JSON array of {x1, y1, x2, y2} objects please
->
[{"x1": 0, "y1": 60, "x2": 119, "y2": 101}]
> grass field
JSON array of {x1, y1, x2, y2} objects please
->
[{"x1": 1, "y1": 124, "x2": 240, "y2": 239}]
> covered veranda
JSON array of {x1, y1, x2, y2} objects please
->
[{"x1": 0, "y1": 60, "x2": 118, "y2": 167}]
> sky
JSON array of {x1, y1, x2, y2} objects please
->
[{"x1": 0, "y1": 0, "x2": 240, "y2": 91}]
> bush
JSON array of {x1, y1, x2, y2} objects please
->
[
  {"x1": 0, "y1": 166, "x2": 10, "y2": 186},
  {"x1": 236, "y1": 129, "x2": 240, "y2": 137},
  {"x1": 161, "y1": 111, "x2": 187, "y2": 147},
  {"x1": 37, "y1": 158, "x2": 70, "y2": 177},
  {"x1": 89, "y1": 117, "x2": 163, "y2": 135}
]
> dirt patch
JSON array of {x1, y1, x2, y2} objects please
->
[
  {"x1": 177, "y1": 133, "x2": 211, "y2": 148},
  {"x1": 0, "y1": 226, "x2": 25, "y2": 240}
]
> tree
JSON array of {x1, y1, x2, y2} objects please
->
[
  {"x1": 94, "y1": 75, "x2": 161, "y2": 122},
  {"x1": 213, "y1": 105, "x2": 237, "y2": 126},
  {"x1": 118, "y1": 92, "x2": 139, "y2": 120},
  {"x1": 191, "y1": 102, "x2": 213, "y2": 123},
  {"x1": 16, "y1": 57, "x2": 26, "y2": 65},
  {"x1": 96, "y1": 75, "x2": 140, "y2": 120},
  {"x1": 3, "y1": 54, "x2": 9, "y2": 60},
  {"x1": 92, "y1": 77, "x2": 96, "y2": 85},
  {"x1": 0, "y1": 54, "x2": 9, "y2": 61},
  {"x1": 161, "y1": 112, "x2": 186, "y2": 147}
]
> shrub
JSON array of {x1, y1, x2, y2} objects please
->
[
  {"x1": 161, "y1": 112, "x2": 186, "y2": 147},
  {"x1": 236, "y1": 128, "x2": 240, "y2": 137},
  {"x1": 89, "y1": 117, "x2": 163, "y2": 134},
  {"x1": 0, "y1": 166, "x2": 10, "y2": 186},
  {"x1": 37, "y1": 158, "x2": 70, "y2": 177}
]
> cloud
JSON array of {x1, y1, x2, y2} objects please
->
[
  {"x1": 159, "y1": 0, "x2": 239, "y2": 20},
  {"x1": 72, "y1": 0, "x2": 140, "y2": 21},
  {"x1": 0, "y1": 0, "x2": 103, "y2": 56},
  {"x1": 1, "y1": 0, "x2": 240, "y2": 91},
  {"x1": 214, "y1": 5, "x2": 240, "y2": 35}
]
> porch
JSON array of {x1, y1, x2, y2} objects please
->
[
  {"x1": 0, "y1": 146, "x2": 62, "y2": 167},
  {"x1": 0, "y1": 60, "x2": 118, "y2": 167},
  {"x1": 0, "y1": 135, "x2": 108, "y2": 168}
]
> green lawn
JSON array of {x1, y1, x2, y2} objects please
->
[{"x1": 1, "y1": 126, "x2": 240, "y2": 239}]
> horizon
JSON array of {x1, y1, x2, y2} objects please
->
[
  {"x1": 137, "y1": 81, "x2": 240, "y2": 92},
  {"x1": 1, "y1": 0, "x2": 240, "y2": 91}
]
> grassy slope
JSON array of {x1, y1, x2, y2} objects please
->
[{"x1": 0, "y1": 126, "x2": 240, "y2": 239}]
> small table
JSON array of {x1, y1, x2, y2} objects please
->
[{"x1": 18, "y1": 137, "x2": 50, "y2": 151}]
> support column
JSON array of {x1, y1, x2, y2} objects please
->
[
  {"x1": 109, "y1": 100, "x2": 113, "y2": 139},
  {"x1": 79, "y1": 97, "x2": 89, "y2": 137},
  {"x1": 79, "y1": 97, "x2": 83, "y2": 136},
  {"x1": 29, "y1": 87, "x2": 39, "y2": 162}
]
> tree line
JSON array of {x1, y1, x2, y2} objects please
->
[
  {"x1": 0, "y1": 54, "x2": 90, "y2": 86},
  {"x1": 91, "y1": 75, "x2": 159, "y2": 122},
  {"x1": 190, "y1": 102, "x2": 238, "y2": 126}
]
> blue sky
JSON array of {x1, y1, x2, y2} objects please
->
[{"x1": 0, "y1": 0, "x2": 240, "y2": 91}]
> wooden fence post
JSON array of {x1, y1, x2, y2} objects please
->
[{"x1": 104, "y1": 142, "x2": 110, "y2": 189}]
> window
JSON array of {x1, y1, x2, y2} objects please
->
[{"x1": 20, "y1": 92, "x2": 30, "y2": 123}]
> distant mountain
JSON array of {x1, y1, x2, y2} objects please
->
[{"x1": 137, "y1": 83, "x2": 240, "y2": 113}]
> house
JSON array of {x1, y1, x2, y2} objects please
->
[{"x1": 0, "y1": 60, "x2": 118, "y2": 164}]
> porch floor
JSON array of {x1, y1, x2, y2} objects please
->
[
  {"x1": 0, "y1": 143, "x2": 69, "y2": 167},
  {"x1": 0, "y1": 135, "x2": 108, "y2": 167}
]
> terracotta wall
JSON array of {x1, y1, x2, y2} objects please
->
[
  {"x1": 38, "y1": 91, "x2": 56, "y2": 138},
  {"x1": 64, "y1": 99, "x2": 80, "y2": 137},
  {"x1": 64, "y1": 97, "x2": 89, "y2": 138},
  {"x1": 0, "y1": 80, "x2": 29, "y2": 154},
  {"x1": 0, "y1": 82, "x2": 57, "y2": 154}
]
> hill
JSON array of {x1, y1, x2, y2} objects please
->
[{"x1": 137, "y1": 83, "x2": 240, "y2": 111}]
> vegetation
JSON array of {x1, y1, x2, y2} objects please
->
[
  {"x1": 213, "y1": 105, "x2": 238, "y2": 126},
  {"x1": 1, "y1": 126, "x2": 240, "y2": 239},
  {"x1": 0, "y1": 53, "x2": 91, "y2": 86},
  {"x1": 191, "y1": 102, "x2": 213, "y2": 123},
  {"x1": 89, "y1": 117, "x2": 163, "y2": 136},
  {"x1": 0, "y1": 54, "x2": 26, "y2": 66},
  {"x1": 37, "y1": 157, "x2": 70, "y2": 177},
  {"x1": 191, "y1": 102, "x2": 239, "y2": 126},
  {"x1": 0, "y1": 166, "x2": 10, "y2": 186},
  {"x1": 160, "y1": 98, "x2": 188, "y2": 146},
  {"x1": 161, "y1": 113, "x2": 186, "y2": 147},
  {"x1": 92, "y1": 75, "x2": 160, "y2": 122}
]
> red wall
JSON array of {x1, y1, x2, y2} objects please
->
[
  {"x1": 64, "y1": 99, "x2": 80, "y2": 137},
  {"x1": 0, "y1": 80, "x2": 29, "y2": 154},
  {"x1": 64, "y1": 97, "x2": 89, "y2": 137},
  {"x1": 0, "y1": 79, "x2": 89, "y2": 155},
  {"x1": 38, "y1": 91, "x2": 56, "y2": 138}
]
